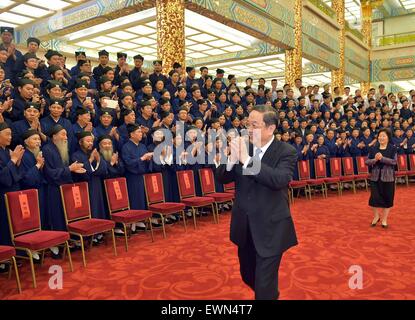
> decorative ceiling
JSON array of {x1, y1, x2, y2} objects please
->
[{"x1": 0, "y1": 0, "x2": 86, "y2": 28}]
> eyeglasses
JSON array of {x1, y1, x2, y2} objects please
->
[{"x1": 246, "y1": 121, "x2": 265, "y2": 129}]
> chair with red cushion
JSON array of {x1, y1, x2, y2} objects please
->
[
  {"x1": 298, "y1": 160, "x2": 326, "y2": 199},
  {"x1": 143, "y1": 172, "x2": 187, "y2": 238},
  {"x1": 104, "y1": 177, "x2": 154, "y2": 252},
  {"x1": 223, "y1": 182, "x2": 235, "y2": 197},
  {"x1": 5, "y1": 189, "x2": 73, "y2": 288},
  {"x1": 396, "y1": 154, "x2": 409, "y2": 186},
  {"x1": 0, "y1": 246, "x2": 21, "y2": 293},
  {"x1": 177, "y1": 170, "x2": 216, "y2": 228},
  {"x1": 329, "y1": 158, "x2": 344, "y2": 195},
  {"x1": 355, "y1": 156, "x2": 370, "y2": 191},
  {"x1": 288, "y1": 179, "x2": 310, "y2": 203},
  {"x1": 199, "y1": 168, "x2": 234, "y2": 223},
  {"x1": 60, "y1": 182, "x2": 116, "y2": 267},
  {"x1": 341, "y1": 157, "x2": 357, "y2": 193},
  {"x1": 407, "y1": 154, "x2": 415, "y2": 181},
  {"x1": 314, "y1": 158, "x2": 341, "y2": 197}
]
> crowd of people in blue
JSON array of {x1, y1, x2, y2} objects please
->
[{"x1": 1, "y1": 26, "x2": 415, "y2": 270}]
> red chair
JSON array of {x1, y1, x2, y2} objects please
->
[
  {"x1": 177, "y1": 170, "x2": 216, "y2": 228},
  {"x1": 60, "y1": 182, "x2": 116, "y2": 267},
  {"x1": 288, "y1": 179, "x2": 310, "y2": 203},
  {"x1": 407, "y1": 154, "x2": 415, "y2": 180},
  {"x1": 341, "y1": 157, "x2": 357, "y2": 193},
  {"x1": 5, "y1": 189, "x2": 73, "y2": 288},
  {"x1": 329, "y1": 158, "x2": 344, "y2": 195},
  {"x1": 298, "y1": 160, "x2": 326, "y2": 199},
  {"x1": 223, "y1": 182, "x2": 235, "y2": 194},
  {"x1": 104, "y1": 177, "x2": 154, "y2": 252},
  {"x1": 355, "y1": 156, "x2": 370, "y2": 191},
  {"x1": 143, "y1": 172, "x2": 187, "y2": 238},
  {"x1": 199, "y1": 168, "x2": 234, "y2": 223},
  {"x1": 314, "y1": 158, "x2": 341, "y2": 197},
  {"x1": 396, "y1": 154, "x2": 409, "y2": 186},
  {"x1": 0, "y1": 246, "x2": 21, "y2": 293}
]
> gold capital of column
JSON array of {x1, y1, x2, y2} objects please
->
[
  {"x1": 156, "y1": 0, "x2": 185, "y2": 74},
  {"x1": 331, "y1": 0, "x2": 345, "y2": 95},
  {"x1": 285, "y1": 0, "x2": 302, "y2": 87}
]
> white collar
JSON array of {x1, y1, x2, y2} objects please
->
[{"x1": 254, "y1": 136, "x2": 275, "y2": 155}]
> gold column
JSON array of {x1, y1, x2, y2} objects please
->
[
  {"x1": 285, "y1": 0, "x2": 302, "y2": 87},
  {"x1": 156, "y1": 0, "x2": 185, "y2": 74},
  {"x1": 360, "y1": 1, "x2": 383, "y2": 95},
  {"x1": 331, "y1": 0, "x2": 345, "y2": 96}
]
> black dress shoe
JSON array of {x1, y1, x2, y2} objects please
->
[
  {"x1": 0, "y1": 264, "x2": 10, "y2": 274},
  {"x1": 164, "y1": 218, "x2": 174, "y2": 225},
  {"x1": 151, "y1": 222, "x2": 163, "y2": 228},
  {"x1": 371, "y1": 218, "x2": 380, "y2": 227},
  {"x1": 51, "y1": 252, "x2": 62, "y2": 260}
]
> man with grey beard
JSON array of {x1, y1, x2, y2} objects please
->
[
  {"x1": 42, "y1": 125, "x2": 85, "y2": 259},
  {"x1": 98, "y1": 134, "x2": 125, "y2": 236},
  {"x1": 98, "y1": 134, "x2": 124, "y2": 178}
]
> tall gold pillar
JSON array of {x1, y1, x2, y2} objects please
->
[
  {"x1": 360, "y1": 1, "x2": 383, "y2": 95},
  {"x1": 331, "y1": 0, "x2": 345, "y2": 95},
  {"x1": 285, "y1": 0, "x2": 302, "y2": 87},
  {"x1": 156, "y1": 0, "x2": 185, "y2": 74}
]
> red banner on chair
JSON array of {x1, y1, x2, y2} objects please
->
[
  {"x1": 151, "y1": 176, "x2": 159, "y2": 193},
  {"x1": 301, "y1": 161, "x2": 307, "y2": 173},
  {"x1": 334, "y1": 159, "x2": 339, "y2": 171},
  {"x1": 112, "y1": 181, "x2": 122, "y2": 200},
  {"x1": 360, "y1": 157, "x2": 365, "y2": 168},
  {"x1": 318, "y1": 160, "x2": 323, "y2": 172},
  {"x1": 183, "y1": 173, "x2": 191, "y2": 190},
  {"x1": 400, "y1": 156, "x2": 405, "y2": 167},
  {"x1": 204, "y1": 170, "x2": 211, "y2": 186},
  {"x1": 72, "y1": 186, "x2": 82, "y2": 209},
  {"x1": 19, "y1": 194, "x2": 31, "y2": 220},
  {"x1": 346, "y1": 158, "x2": 351, "y2": 170}
]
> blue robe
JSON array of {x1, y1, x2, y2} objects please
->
[
  {"x1": 71, "y1": 150, "x2": 108, "y2": 219},
  {"x1": 42, "y1": 142, "x2": 73, "y2": 231},
  {"x1": 0, "y1": 147, "x2": 21, "y2": 245},
  {"x1": 147, "y1": 143, "x2": 173, "y2": 202},
  {"x1": 121, "y1": 140, "x2": 149, "y2": 210},
  {"x1": 19, "y1": 150, "x2": 48, "y2": 229},
  {"x1": 40, "y1": 115, "x2": 76, "y2": 153}
]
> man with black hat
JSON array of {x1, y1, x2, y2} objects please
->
[
  {"x1": 93, "y1": 50, "x2": 110, "y2": 83},
  {"x1": 70, "y1": 51, "x2": 86, "y2": 77},
  {"x1": 149, "y1": 60, "x2": 167, "y2": 89},
  {"x1": 42, "y1": 125, "x2": 85, "y2": 233},
  {"x1": 72, "y1": 131, "x2": 108, "y2": 221},
  {"x1": 13, "y1": 37, "x2": 41, "y2": 75},
  {"x1": 98, "y1": 134, "x2": 124, "y2": 178},
  {"x1": 185, "y1": 66, "x2": 197, "y2": 92},
  {"x1": 11, "y1": 102, "x2": 47, "y2": 148},
  {"x1": 72, "y1": 108, "x2": 96, "y2": 140},
  {"x1": 3, "y1": 78, "x2": 35, "y2": 122},
  {"x1": 114, "y1": 52, "x2": 129, "y2": 86},
  {"x1": 69, "y1": 79, "x2": 97, "y2": 123},
  {"x1": 0, "y1": 122, "x2": 24, "y2": 249},
  {"x1": 198, "y1": 66, "x2": 209, "y2": 89},
  {"x1": 117, "y1": 109, "x2": 136, "y2": 147},
  {"x1": 121, "y1": 124, "x2": 153, "y2": 215},
  {"x1": 41, "y1": 98, "x2": 76, "y2": 152},
  {"x1": 129, "y1": 54, "x2": 147, "y2": 92},
  {"x1": 95, "y1": 108, "x2": 121, "y2": 151},
  {"x1": 215, "y1": 68, "x2": 227, "y2": 90},
  {"x1": 0, "y1": 27, "x2": 22, "y2": 72}
]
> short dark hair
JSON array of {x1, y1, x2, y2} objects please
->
[
  {"x1": 252, "y1": 105, "x2": 279, "y2": 128},
  {"x1": 378, "y1": 128, "x2": 392, "y2": 142}
]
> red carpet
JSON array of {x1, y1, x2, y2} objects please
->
[{"x1": 1, "y1": 185, "x2": 415, "y2": 300}]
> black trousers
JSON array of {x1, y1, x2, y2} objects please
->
[{"x1": 238, "y1": 224, "x2": 283, "y2": 300}]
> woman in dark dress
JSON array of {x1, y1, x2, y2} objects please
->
[{"x1": 365, "y1": 128, "x2": 397, "y2": 228}]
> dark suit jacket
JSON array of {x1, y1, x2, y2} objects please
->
[{"x1": 215, "y1": 139, "x2": 298, "y2": 257}]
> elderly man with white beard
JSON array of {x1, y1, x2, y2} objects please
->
[
  {"x1": 98, "y1": 134, "x2": 126, "y2": 236},
  {"x1": 42, "y1": 125, "x2": 85, "y2": 258}
]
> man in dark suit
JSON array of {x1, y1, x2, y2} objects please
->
[{"x1": 215, "y1": 105, "x2": 298, "y2": 300}]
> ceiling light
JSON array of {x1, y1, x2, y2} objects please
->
[{"x1": 108, "y1": 31, "x2": 136, "y2": 40}]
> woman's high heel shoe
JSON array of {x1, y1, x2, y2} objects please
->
[
  {"x1": 381, "y1": 222, "x2": 388, "y2": 228},
  {"x1": 371, "y1": 217, "x2": 380, "y2": 227}
]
